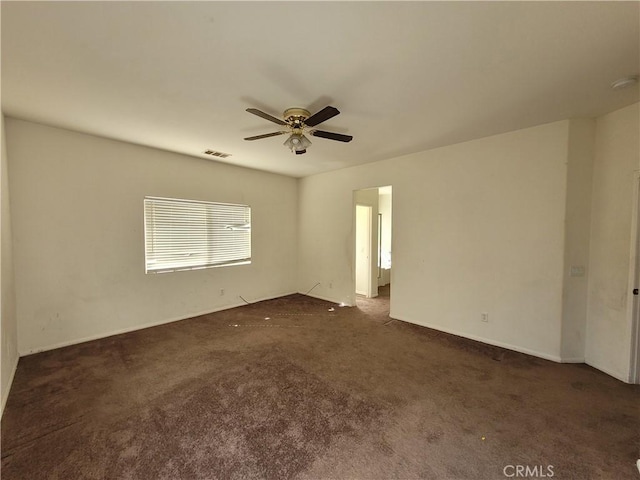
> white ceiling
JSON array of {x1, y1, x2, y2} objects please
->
[{"x1": 2, "y1": 1, "x2": 638, "y2": 178}]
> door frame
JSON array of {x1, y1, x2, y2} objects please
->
[
  {"x1": 355, "y1": 204, "x2": 373, "y2": 297},
  {"x1": 628, "y1": 171, "x2": 640, "y2": 383}
]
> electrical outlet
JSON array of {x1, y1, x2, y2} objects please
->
[
  {"x1": 329, "y1": 282, "x2": 333, "y2": 289},
  {"x1": 481, "y1": 313, "x2": 489, "y2": 322},
  {"x1": 220, "y1": 289, "x2": 225, "y2": 296}
]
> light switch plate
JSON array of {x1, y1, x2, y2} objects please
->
[{"x1": 570, "y1": 266, "x2": 585, "y2": 277}]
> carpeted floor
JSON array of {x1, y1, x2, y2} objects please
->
[{"x1": 2, "y1": 286, "x2": 639, "y2": 479}]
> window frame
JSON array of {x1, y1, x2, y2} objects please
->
[{"x1": 143, "y1": 196, "x2": 252, "y2": 274}]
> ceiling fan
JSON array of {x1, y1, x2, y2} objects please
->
[{"x1": 244, "y1": 106, "x2": 353, "y2": 155}]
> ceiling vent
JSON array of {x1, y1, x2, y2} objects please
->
[{"x1": 204, "y1": 149, "x2": 231, "y2": 158}]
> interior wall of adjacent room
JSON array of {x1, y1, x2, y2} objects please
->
[
  {"x1": 559, "y1": 118, "x2": 595, "y2": 362},
  {"x1": 1, "y1": 113, "x2": 19, "y2": 414},
  {"x1": 298, "y1": 120, "x2": 570, "y2": 361},
  {"x1": 586, "y1": 102, "x2": 640, "y2": 382},
  {"x1": 378, "y1": 190, "x2": 392, "y2": 286},
  {"x1": 6, "y1": 119, "x2": 299, "y2": 355},
  {"x1": 355, "y1": 188, "x2": 379, "y2": 298}
]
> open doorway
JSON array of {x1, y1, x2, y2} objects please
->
[
  {"x1": 354, "y1": 186, "x2": 392, "y2": 313},
  {"x1": 355, "y1": 205, "x2": 373, "y2": 297}
]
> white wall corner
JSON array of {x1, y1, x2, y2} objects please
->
[
  {"x1": 585, "y1": 102, "x2": 640, "y2": 383},
  {"x1": 1, "y1": 354, "x2": 19, "y2": 417},
  {"x1": 1, "y1": 112, "x2": 20, "y2": 418},
  {"x1": 585, "y1": 360, "x2": 631, "y2": 384}
]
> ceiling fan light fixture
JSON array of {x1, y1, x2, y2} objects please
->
[{"x1": 284, "y1": 133, "x2": 311, "y2": 154}]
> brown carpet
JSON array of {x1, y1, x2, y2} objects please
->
[{"x1": 2, "y1": 286, "x2": 639, "y2": 479}]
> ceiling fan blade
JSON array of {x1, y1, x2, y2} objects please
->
[
  {"x1": 244, "y1": 131, "x2": 286, "y2": 141},
  {"x1": 246, "y1": 108, "x2": 287, "y2": 126},
  {"x1": 311, "y1": 130, "x2": 353, "y2": 142},
  {"x1": 304, "y1": 106, "x2": 340, "y2": 127}
]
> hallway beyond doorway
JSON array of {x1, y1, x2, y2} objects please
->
[{"x1": 356, "y1": 284, "x2": 390, "y2": 322}]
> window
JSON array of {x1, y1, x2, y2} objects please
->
[{"x1": 144, "y1": 196, "x2": 251, "y2": 274}]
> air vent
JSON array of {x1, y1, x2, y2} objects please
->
[{"x1": 204, "y1": 149, "x2": 231, "y2": 158}]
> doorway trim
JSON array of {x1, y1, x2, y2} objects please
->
[
  {"x1": 352, "y1": 185, "x2": 393, "y2": 303},
  {"x1": 628, "y1": 170, "x2": 640, "y2": 384},
  {"x1": 355, "y1": 204, "x2": 374, "y2": 297}
]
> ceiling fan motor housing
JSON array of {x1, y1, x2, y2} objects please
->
[{"x1": 283, "y1": 108, "x2": 311, "y2": 127}]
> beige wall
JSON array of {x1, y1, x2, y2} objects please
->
[
  {"x1": 586, "y1": 103, "x2": 640, "y2": 381},
  {"x1": 299, "y1": 121, "x2": 570, "y2": 361},
  {"x1": 1, "y1": 113, "x2": 19, "y2": 414},
  {"x1": 7, "y1": 119, "x2": 299, "y2": 355},
  {"x1": 378, "y1": 191, "x2": 392, "y2": 286},
  {"x1": 560, "y1": 119, "x2": 595, "y2": 361}
]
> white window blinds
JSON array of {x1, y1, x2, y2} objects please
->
[{"x1": 144, "y1": 196, "x2": 251, "y2": 274}]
